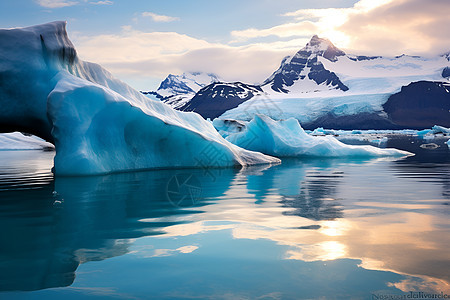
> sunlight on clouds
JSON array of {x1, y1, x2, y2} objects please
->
[
  {"x1": 233, "y1": 0, "x2": 395, "y2": 47},
  {"x1": 73, "y1": 27, "x2": 299, "y2": 87},
  {"x1": 74, "y1": 26, "x2": 211, "y2": 63},
  {"x1": 353, "y1": 0, "x2": 394, "y2": 11},
  {"x1": 72, "y1": 0, "x2": 450, "y2": 89},
  {"x1": 232, "y1": 0, "x2": 449, "y2": 55},
  {"x1": 231, "y1": 22, "x2": 317, "y2": 42}
]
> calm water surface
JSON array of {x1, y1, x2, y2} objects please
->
[{"x1": 0, "y1": 136, "x2": 449, "y2": 299}]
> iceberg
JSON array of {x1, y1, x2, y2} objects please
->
[
  {"x1": 0, "y1": 132, "x2": 54, "y2": 151},
  {"x1": 431, "y1": 125, "x2": 450, "y2": 134},
  {"x1": 0, "y1": 22, "x2": 279, "y2": 175},
  {"x1": 224, "y1": 115, "x2": 412, "y2": 158}
]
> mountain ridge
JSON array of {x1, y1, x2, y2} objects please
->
[{"x1": 144, "y1": 35, "x2": 449, "y2": 129}]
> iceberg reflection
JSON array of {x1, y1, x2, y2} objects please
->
[
  {"x1": 0, "y1": 165, "x2": 237, "y2": 291},
  {"x1": 0, "y1": 152, "x2": 449, "y2": 296}
]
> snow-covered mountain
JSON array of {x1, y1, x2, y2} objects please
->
[
  {"x1": 262, "y1": 35, "x2": 349, "y2": 93},
  {"x1": 158, "y1": 72, "x2": 220, "y2": 97},
  {"x1": 142, "y1": 72, "x2": 221, "y2": 109},
  {"x1": 173, "y1": 35, "x2": 449, "y2": 129}
]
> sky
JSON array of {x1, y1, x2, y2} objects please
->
[{"x1": 1, "y1": 0, "x2": 449, "y2": 90}]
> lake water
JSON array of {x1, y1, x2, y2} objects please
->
[{"x1": 0, "y1": 135, "x2": 449, "y2": 299}]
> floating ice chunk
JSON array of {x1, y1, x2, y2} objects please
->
[
  {"x1": 370, "y1": 137, "x2": 388, "y2": 147},
  {"x1": 446, "y1": 139, "x2": 450, "y2": 148},
  {"x1": 311, "y1": 128, "x2": 336, "y2": 136},
  {"x1": 417, "y1": 125, "x2": 450, "y2": 141},
  {"x1": 225, "y1": 115, "x2": 412, "y2": 158},
  {"x1": 416, "y1": 129, "x2": 432, "y2": 136},
  {"x1": 431, "y1": 125, "x2": 450, "y2": 134},
  {"x1": 212, "y1": 119, "x2": 247, "y2": 139}
]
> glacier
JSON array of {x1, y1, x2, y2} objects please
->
[
  {"x1": 221, "y1": 115, "x2": 412, "y2": 158},
  {"x1": 0, "y1": 22, "x2": 279, "y2": 175}
]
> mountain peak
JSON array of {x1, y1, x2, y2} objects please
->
[
  {"x1": 157, "y1": 71, "x2": 221, "y2": 95},
  {"x1": 301, "y1": 35, "x2": 345, "y2": 62},
  {"x1": 262, "y1": 35, "x2": 348, "y2": 93}
]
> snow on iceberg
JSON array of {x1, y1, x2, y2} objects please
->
[
  {"x1": 0, "y1": 132, "x2": 54, "y2": 151},
  {"x1": 0, "y1": 22, "x2": 279, "y2": 175},
  {"x1": 223, "y1": 115, "x2": 412, "y2": 158}
]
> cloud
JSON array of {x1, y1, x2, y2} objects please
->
[
  {"x1": 232, "y1": 0, "x2": 450, "y2": 56},
  {"x1": 72, "y1": 0, "x2": 450, "y2": 90},
  {"x1": 36, "y1": 0, "x2": 78, "y2": 8},
  {"x1": 72, "y1": 26, "x2": 300, "y2": 89},
  {"x1": 338, "y1": 0, "x2": 450, "y2": 55},
  {"x1": 74, "y1": 26, "x2": 213, "y2": 64},
  {"x1": 231, "y1": 22, "x2": 317, "y2": 41},
  {"x1": 142, "y1": 12, "x2": 180, "y2": 23},
  {"x1": 90, "y1": 0, "x2": 113, "y2": 4}
]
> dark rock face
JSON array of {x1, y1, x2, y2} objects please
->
[
  {"x1": 383, "y1": 81, "x2": 450, "y2": 128},
  {"x1": 306, "y1": 56, "x2": 349, "y2": 91},
  {"x1": 442, "y1": 67, "x2": 450, "y2": 79},
  {"x1": 348, "y1": 55, "x2": 381, "y2": 61},
  {"x1": 140, "y1": 91, "x2": 163, "y2": 99},
  {"x1": 263, "y1": 35, "x2": 348, "y2": 93},
  {"x1": 179, "y1": 82, "x2": 263, "y2": 119}
]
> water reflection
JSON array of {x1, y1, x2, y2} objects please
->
[
  {"x1": 0, "y1": 158, "x2": 237, "y2": 291},
  {"x1": 0, "y1": 150, "x2": 449, "y2": 297}
]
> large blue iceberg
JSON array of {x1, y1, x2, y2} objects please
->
[{"x1": 0, "y1": 22, "x2": 279, "y2": 175}]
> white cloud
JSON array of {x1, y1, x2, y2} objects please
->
[
  {"x1": 90, "y1": 0, "x2": 113, "y2": 5},
  {"x1": 36, "y1": 0, "x2": 113, "y2": 7},
  {"x1": 36, "y1": 0, "x2": 78, "y2": 8},
  {"x1": 142, "y1": 12, "x2": 180, "y2": 23},
  {"x1": 72, "y1": 27, "x2": 301, "y2": 89},
  {"x1": 74, "y1": 26, "x2": 212, "y2": 64},
  {"x1": 231, "y1": 22, "x2": 317, "y2": 41}
]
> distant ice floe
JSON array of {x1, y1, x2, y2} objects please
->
[{"x1": 221, "y1": 115, "x2": 412, "y2": 158}]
